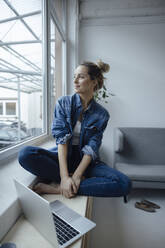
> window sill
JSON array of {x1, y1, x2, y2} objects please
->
[
  {"x1": 0, "y1": 137, "x2": 56, "y2": 240},
  {"x1": 0, "y1": 134, "x2": 52, "y2": 164}
]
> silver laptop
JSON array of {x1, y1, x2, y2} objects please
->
[{"x1": 14, "y1": 179, "x2": 96, "y2": 248}]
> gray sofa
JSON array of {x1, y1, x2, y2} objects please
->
[{"x1": 114, "y1": 127, "x2": 165, "y2": 189}]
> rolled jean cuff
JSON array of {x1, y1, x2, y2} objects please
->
[
  {"x1": 82, "y1": 145, "x2": 97, "y2": 160},
  {"x1": 56, "y1": 133, "x2": 72, "y2": 145}
]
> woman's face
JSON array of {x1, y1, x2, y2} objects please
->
[{"x1": 74, "y1": 65, "x2": 96, "y2": 95}]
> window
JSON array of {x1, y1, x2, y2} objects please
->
[
  {"x1": 48, "y1": 0, "x2": 66, "y2": 131},
  {"x1": 0, "y1": 0, "x2": 66, "y2": 157},
  {"x1": 49, "y1": 18, "x2": 63, "y2": 125},
  {"x1": 0, "y1": 0, "x2": 44, "y2": 152}
]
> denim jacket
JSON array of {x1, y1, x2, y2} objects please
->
[{"x1": 51, "y1": 93, "x2": 110, "y2": 161}]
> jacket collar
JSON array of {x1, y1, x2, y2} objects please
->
[{"x1": 74, "y1": 93, "x2": 96, "y2": 113}]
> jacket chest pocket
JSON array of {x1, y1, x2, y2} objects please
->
[{"x1": 84, "y1": 125, "x2": 99, "y2": 139}]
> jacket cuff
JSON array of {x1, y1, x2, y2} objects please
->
[
  {"x1": 82, "y1": 145, "x2": 97, "y2": 160},
  {"x1": 56, "y1": 133, "x2": 72, "y2": 145}
]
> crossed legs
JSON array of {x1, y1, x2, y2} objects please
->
[{"x1": 18, "y1": 146, "x2": 131, "y2": 197}]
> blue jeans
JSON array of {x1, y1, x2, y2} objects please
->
[{"x1": 18, "y1": 146, "x2": 131, "y2": 197}]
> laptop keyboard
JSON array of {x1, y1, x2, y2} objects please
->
[{"x1": 52, "y1": 213, "x2": 80, "y2": 245}]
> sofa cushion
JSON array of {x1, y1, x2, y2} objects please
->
[
  {"x1": 115, "y1": 163, "x2": 165, "y2": 182},
  {"x1": 115, "y1": 128, "x2": 165, "y2": 165}
]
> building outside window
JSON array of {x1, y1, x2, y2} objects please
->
[
  {"x1": 6, "y1": 102, "x2": 16, "y2": 115},
  {"x1": 0, "y1": 100, "x2": 17, "y2": 117}
]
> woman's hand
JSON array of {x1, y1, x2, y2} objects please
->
[
  {"x1": 60, "y1": 176, "x2": 77, "y2": 198},
  {"x1": 71, "y1": 154, "x2": 91, "y2": 194},
  {"x1": 72, "y1": 175, "x2": 82, "y2": 194}
]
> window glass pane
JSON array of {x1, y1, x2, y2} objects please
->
[
  {"x1": 55, "y1": 23, "x2": 63, "y2": 98},
  {"x1": 3, "y1": 0, "x2": 41, "y2": 15},
  {"x1": 8, "y1": 130, "x2": 18, "y2": 142},
  {"x1": 24, "y1": 14, "x2": 42, "y2": 40},
  {"x1": 54, "y1": 0, "x2": 63, "y2": 25},
  {"x1": 0, "y1": 20, "x2": 35, "y2": 43},
  {"x1": 50, "y1": 17, "x2": 63, "y2": 125},
  {"x1": 0, "y1": 129, "x2": 9, "y2": 139},
  {"x1": 0, "y1": 102, "x2": 3, "y2": 115},
  {"x1": 0, "y1": 0, "x2": 44, "y2": 151},
  {"x1": 6, "y1": 102, "x2": 16, "y2": 115},
  {"x1": 0, "y1": 0, "x2": 15, "y2": 20}
]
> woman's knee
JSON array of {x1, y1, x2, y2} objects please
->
[
  {"x1": 109, "y1": 168, "x2": 132, "y2": 195},
  {"x1": 108, "y1": 169, "x2": 132, "y2": 196},
  {"x1": 18, "y1": 146, "x2": 38, "y2": 168}
]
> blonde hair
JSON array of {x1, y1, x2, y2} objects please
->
[{"x1": 80, "y1": 60, "x2": 110, "y2": 91}]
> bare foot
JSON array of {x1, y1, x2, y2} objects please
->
[{"x1": 33, "y1": 182, "x2": 61, "y2": 195}]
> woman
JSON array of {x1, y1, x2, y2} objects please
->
[{"x1": 18, "y1": 60, "x2": 131, "y2": 199}]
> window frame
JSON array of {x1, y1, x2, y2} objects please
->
[{"x1": 0, "y1": 0, "x2": 67, "y2": 164}]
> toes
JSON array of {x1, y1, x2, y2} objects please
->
[{"x1": 33, "y1": 182, "x2": 44, "y2": 194}]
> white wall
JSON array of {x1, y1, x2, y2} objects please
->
[{"x1": 79, "y1": 21, "x2": 165, "y2": 165}]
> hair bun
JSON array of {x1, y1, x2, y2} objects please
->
[{"x1": 97, "y1": 59, "x2": 110, "y2": 73}]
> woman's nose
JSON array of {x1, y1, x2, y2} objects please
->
[{"x1": 74, "y1": 77, "x2": 78, "y2": 84}]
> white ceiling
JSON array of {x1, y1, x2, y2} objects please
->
[{"x1": 79, "y1": 0, "x2": 165, "y2": 19}]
